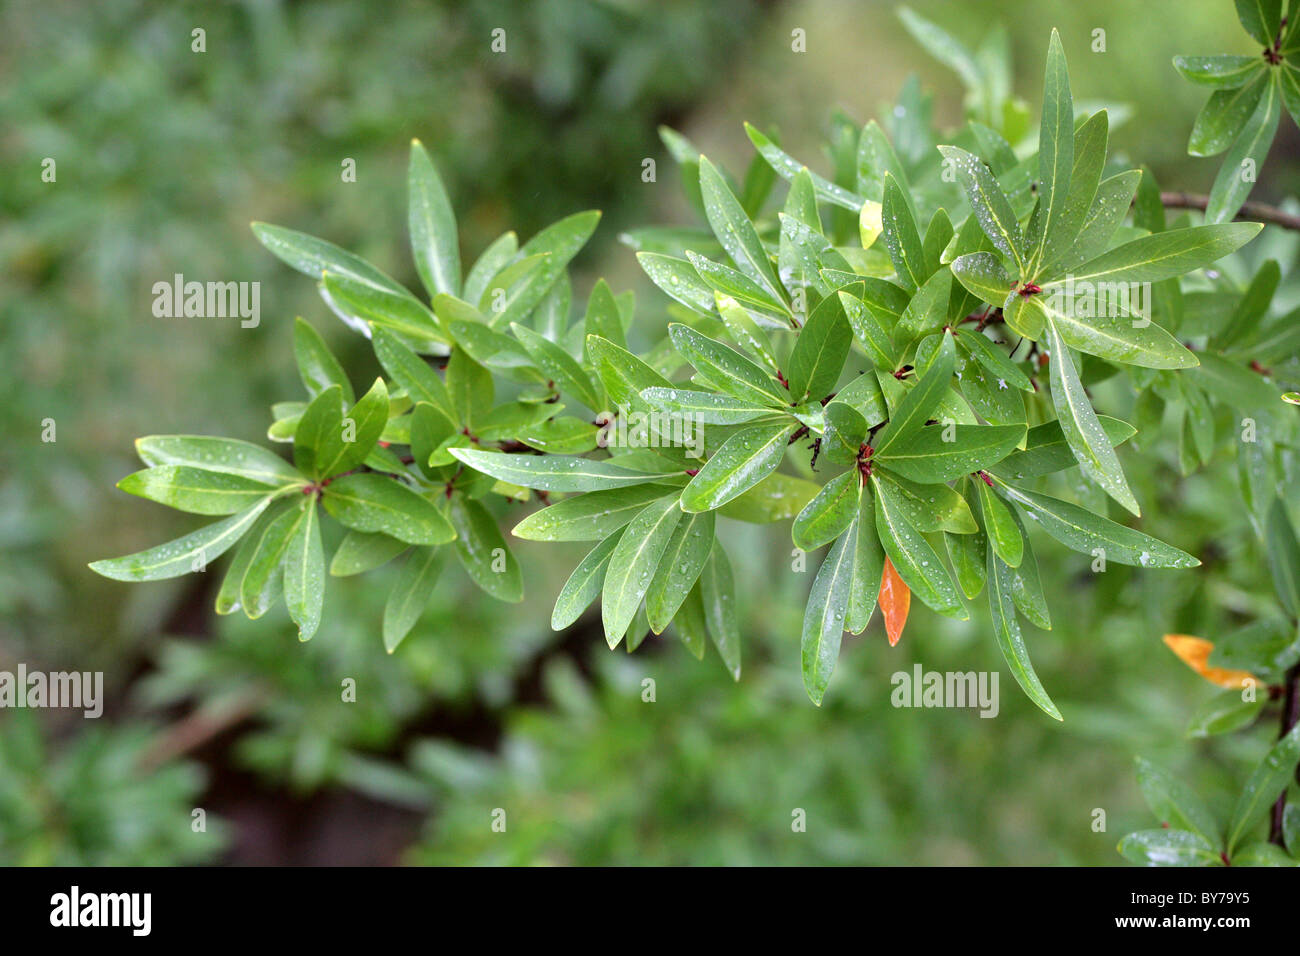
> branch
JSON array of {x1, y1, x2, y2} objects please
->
[
  {"x1": 1160, "y1": 192, "x2": 1300, "y2": 233},
  {"x1": 1269, "y1": 661, "x2": 1300, "y2": 846}
]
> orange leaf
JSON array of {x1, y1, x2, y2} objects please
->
[
  {"x1": 1161, "y1": 634, "x2": 1256, "y2": 689},
  {"x1": 879, "y1": 558, "x2": 910, "y2": 646}
]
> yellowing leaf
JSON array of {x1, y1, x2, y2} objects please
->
[{"x1": 1162, "y1": 634, "x2": 1256, "y2": 689}]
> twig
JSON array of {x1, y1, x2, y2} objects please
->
[
  {"x1": 137, "y1": 689, "x2": 268, "y2": 773},
  {"x1": 1269, "y1": 662, "x2": 1300, "y2": 846},
  {"x1": 1160, "y1": 192, "x2": 1300, "y2": 233}
]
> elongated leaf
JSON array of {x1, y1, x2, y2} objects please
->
[
  {"x1": 874, "y1": 333, "x2": 956, "y2": 453},
  {"x1": 1174, "y1": 54, "x2": 1264, "y2": 89},
  {"x1": 252, "y1": 222, "x2": 407, "y2": 294},
  {"x1": 1036, "y1": 294, "x2": 1197, "y2": 370},
  {"x1": 743, "y1": 122, "x2": 866, "y2": 211},
  {"x1": 645, "y1": 510, "x2": 716, "y2": 633},
  {"x1": 1227, "y1": 723, "x2": 1300, "y2": 853},
  {"x1": 601, "y1": 495, "x2": 683, "y2": 646},
  {"x1": 552, "y1": 533, "x2": 622, "y2": 631},
  {"x1": 1135, "y1": 757, "x2": 1221, "y2": 846},
  {"x1": 992, "y1": 415, "x2": 1135, "y2": 480},
  {"x1": 668, "y1": 323, "x2": 787, "y2": 407},
  {"x1": 512, "y1": 484, "x2": 669, "y2": 542},
  {"x1": 1029, "y1": 30, "x2": 1073, "y2": 272},
  {"x1": 989, "y1": 549, "x2": 1061, "y2": 720},
  {"x1": 1118, "y1": 829, "x2": 1221, "y2": 866},
  {"x1": 700, "y1": 544, "x2": 742, "y2": 679},
  {"x1": 873, "y1": 477, "x2": 965, "y2": 618},
  {"x1": 846, "y1": 487, "x2": 884, "y2": 633},
  {"x1": 383, "y1": 546, "x2": 445, "y2": 652},
  {"x1": 680, "y1": 420, "x2": 796, "y2": 513},
  {"x1": 371, "y1": 327, "x2": 456, "y2": 423},
  {"x1": 90, "y1": 498, "x2": 273, "y2": 582},
  {"x1": 1206, "y1": 75, "x2": 1280, "y2": 224},
  {"x1": 283, "y1": 500, "x2": 324, "y2": 640},
  {"x1": 1266, "y1": 499, "x2": 1300, "y2": 617},
  {"x1": 636, "y1": 252, "x2": 717, "y2": 314},
  {"x1": 793, "y1": 471, "x2": 861, "y2": 552},
  {"x1": 978, "y1": 479, "x2": 1023, "y2": 567},
  {"x1": 135, "y1": 435, "x2": 302, "y2": 486},
  {"x1": 294, "y1": 317, "x2": 355, "y2": 403},
  {"x1": 118, "y1": 466, "x2": 285, "y2": 516},
  {"x1": 1046, "y1": 320, "x2": 1139, "y2": 515},
  {"x1": 996, "y1": 480, "x2": 1199, "y2": 568},
  {"x1": 699, "y1": 156, "x2": 785, "y2": 305},
  {"x1": 322, "y1": 474, "x2": 455, "y2": 544},
  {"x1": 787, "y1": 292, "x2": 851, "y2": 403},
  {"x1": 1047, "y1": 223, "x2": 1264, "y2": 289},
  {"x1": 330, "y1": 530, "x2": 408, "y2": 576},
  {"x1": 239, "y1": 499, "x2": 304, "y2": 617},
  {"x1": 877, "y1": 422, "x2": 1024, "y2": 484},
  {"x1": 881, "y1": 173, "x2": 927, "y2": 291},
  {"x1": 640, "y1": 387, "x2": 772, "y2": 425},
  {"x1": 447, "y1": 494, "x2": 522, "y2": 602},
  {"x1": 938, "y1": 146, "x2": 1023, "y2": 269},
  {"x1": 511, "y1": 322, "x2": 603, "y2": 411},
  {"x1": 802, "y1": 517, "x2": 858, "y2": 704},
  {"x1": 449, "y1": 448, "x2": 660, "y2": 492},
  {"x1": 408, "y1": 139, "x2": 461, "y2": 298},
  {"x1": 490, "y1": 210, "x2": 600, "y2": 329},
  {"x1": 323, "y1": 270, "x2": 444, "y2": 342}
]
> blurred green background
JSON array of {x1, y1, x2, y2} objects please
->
[{"x1": 2, "y1": 0, "x2": 1297, "y2": 864}]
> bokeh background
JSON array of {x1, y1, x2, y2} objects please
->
[{"x1": 3, "y1": 0, "x2": 1298, "y2": 864}]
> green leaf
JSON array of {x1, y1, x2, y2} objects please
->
[
  {"x1": 1054, "y1": 170, "x2": 1143, "y2": 272},
  {"x1": 989, "y1": 550, "x2": 1061, "y2": 720},
  {"x1": 1232, "y1": 842, "x2": 1299, "y2": 866},
  {"x1": 322, "y1": 474, "x2": 455, "y2": 545},
  {"x1": 802, "y1": 516, "x2": 858, "y2": 704},
  {"x1": 743, "y1": 122, "x2": 866, "y2": 211},
  {"x1": 588, "y1": 335, "x2": 674, "y2": 412},
  {"x1": 898, "y1": 269, "x2": 953, "y2": 337},
  {"x1": 645, "y1": 510, "x2": 716, "y2": 633},
  {"x1": 1234, "y1": 0, "x2": 1283, "y2": 45},
  {"x1": 1041, "y1": 110, "x2": 1109, "y2": 268},
  {"x1": 716, "y1": 293, "x2": 779, "y2": 371},
  {"x1": 681, "y1": 420, "x2": 796, "y2": 513},
  {"x1": 787, "y1": 292, "x2": 851, "y2": 403},
  {"x1": 1036, "y1": 294, "x2": 1197, "y2": 370},
  {"x1": 874, "y1": 333, "x2": 956, "y2": 454},
  {"x1": 214, "y1": 506, "x2": 279, "y2": 615},
  {"x1": 601, "y1": 495, "x2": 683, "y2": 646},
  {"x1": 334, "y1": 377, "x2": 391, "y2": 476},
  {"x1": 822, "y1": 401, "x2": 869, "y2": 465},
  {"x1": 463, "y1": 231, "x2": 518, "y2": 306},
  {"x1": 329, "y1": 530, "x2": 408, "y2": 577},
  {"x1": 1187, "y1": 688, "x2": 1266, "y2": 738},
  {"x1": 294, "y1": 317, "x2": 354, "y2": 403},
  {"x1": 1189, "y1": 74, "x2": 1267, "y2": 156},
  {"x1": 551, "y1": 534, "x2": 621, "y2": 631},
  {"x1": 512, "y1": 485, "x2": 668, "y2": 542},
  {"x1": 640, "y1": 387, "x2": 772, "y2": 426},
  {"x1": 668, "y1": 323, "x2": 787, "y2": 407},
  {"x1": 877, "y1": 422, "x2": 1024, "y2": 484},
  {"x1": 950, "y1": 252, "x2": 1015, "y2": 309},
  {"x1": 90, "y1": 498, "x2": 274, "y2": 583},
  {"x1": 636, "y1": 252, "x2": 717, "y2": 315},
  {"x1": 283, "y1": 500, "x2": 324, "y2": 640},
  {"x1": 700, "y1": 544, "x2": 742, "y2": 679},
  {"x1": 991, "y1": 415, "x2": 1135, "y2": 480},
  {"x1": 583, "y1": 279, "x2": 625, "y2": 352},
  {"x1": 717, "y1": 472, "x2": 820, "y2": 523},
  {"x1": 881, "y1": 173, "x2": 927, "y2": 292},
  {"x1": 371, "y1": 328, "x2": 456, "y2": 423},
  {"x1": 382, "y1": 546, "x2": 445, "y2": 652},
  {"x1": 1118, "y1": 829, "x2": 1221, "y2": 866},
  {"x1": 1266, "y1": 498, "x2": 1300, "y2": 618},
  {"x1": 239, "y1": 500, "x2": 303, "y2": 617},
  {"x1": 1206, "y1": 75, "x2": 1280, "y2": 224},
  {"x1": 1174, "y1": 54, "x2": 1264, "y2": 89},
  {"x1": 446, "y1": 348, "x2": 494, "y2": 427},
  {"x1": 252, "y1": 221, "x2": 407, "y2": 294},
  {"x1": 840, "y1": 289, "x2": 901, "y2": 371},
  {"x1": 793, "y1": 471, "x2": 861, "y2": 552},
  {"x1": 953, "y1": 327, "x2": 1031, "y2": 390},
  {"x1": 1135, "y1": 757, "x2": 1221, "y2": 845},
  {"x1": 995, "y1": 480, "x2": 1199, "y2": 568},
  {"x1": 1046, "y1": 320, "x2": 1139, "y2": 515},
  {"x1": 407, "y1": 139, "x2": 460, "y2": 299},
  {"x1": 898, "y1": 7, "x2": 982, "y2": 91},
  {"x1": 699, "y1": 156, "x2": 785, "y2": 305},
  {"x1": 875, "y1": 470, "x2": 977, "y2": 534},
  {"x1": 323, "y1": 270, "x2": 444, "y2": 343},
  {"x1": 135, "y1": 435, "x2": 303, "y2": 486},
  {"x1": 978, "y1": 479, "x2": 1023, "y2": 567},
  {"x1": 1226, "y1": 723, "x2": 1300, "y2": 853},
  {"x1": 449, "y1": 448, "x2": 660, "y2": 492},
  {"x1": 447, "y1": 495, "x2": 522, "y2": 602},
  {"x1": 846, "y1": 487, "x2": 884, "y2": 633},
  {"x1": 118, "y1": 466, "x2": 285, "y2": 516},
  {"x1": 1044, "y1": 223, "x2": 1263, "y2": 288},
  {"x1": 490, "y1": 211, "x2": 601, "y2": 329},
  {"x1": 873, "y1": 476, "x2": 966, "y2": 618},
  {"x1": 938, "y1": 146, "x2": 1023, "y2": 269},
  {"x1": 511, "y1": 322, "x2": 603, "y2": 411},
  {"x1": 1028, "y1": 30, "x2": 1073, "y2": 273}
]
